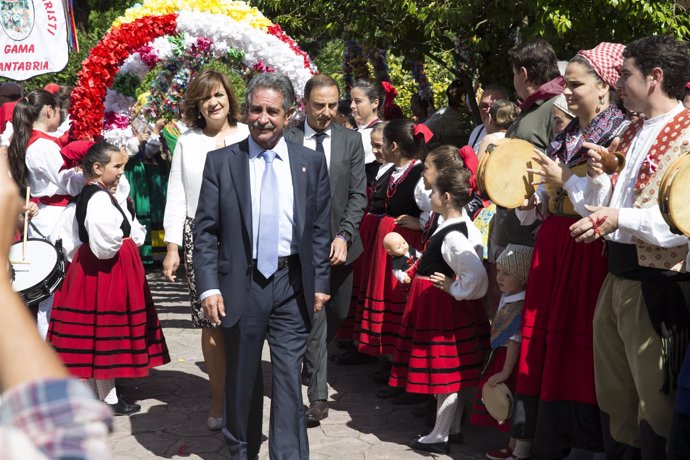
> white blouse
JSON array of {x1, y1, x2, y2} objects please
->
[
  {"x1": 433, "y1": 216, "x2": 488, "y2": 300},
  {"x1": 84, "y1": 190, "x2": 146, "y2": 260},
  {"x1": 25, "y1": 135, "x2": 85, "y2": 237},
  {"x1": 163, "y1": 124, "x2": 249, "y2": 247}
]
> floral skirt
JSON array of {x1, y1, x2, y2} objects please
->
[{"x1": 184, "y1": 217, "x2": 216, "y2": 328}]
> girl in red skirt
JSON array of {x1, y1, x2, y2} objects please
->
[
  {"x1": 357, "y1": 119, "x2": 428, "y2": 358},
  {"x1": 471, "y1": 244, "x2": 533, "y2": 460},
  {"x1": 48, "y1": 142, "x2": 170, "y2": 415},
  {"x1": 389, "y1": 166, "x2": 488, "y2": 455},
  {"x1": 335, "y1": 122, "x2": 392, "y2": 356}
]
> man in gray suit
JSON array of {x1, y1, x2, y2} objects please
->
[
  {"x1": 193, "y1": 73, "x2": 332, "y2": 459},
  {"x1": 285, "y1": 74, "x2": 367, "y2": 423}
]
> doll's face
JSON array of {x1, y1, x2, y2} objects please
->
[{"x1": 384, "y1": 234, "x2": 409, "y2": 256}]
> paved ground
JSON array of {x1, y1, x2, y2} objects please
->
[{"x1": 110, "y1": 269, "x2": 507, "y2": 459}]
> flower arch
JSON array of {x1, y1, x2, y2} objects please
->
[{"x1": 69, "y1": 0, "x2": 316, "y2": 141}]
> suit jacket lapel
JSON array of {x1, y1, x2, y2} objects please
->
[
  {"x1": 287, "y1": 141, "x2": 307, "y2": 238},
  {"x1": 229, "y1": 139, "x2": 252, "y2": 252}
]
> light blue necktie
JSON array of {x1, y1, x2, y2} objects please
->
[{"x1": 257, "y1": 150, "x2": 279, "y2": 278}]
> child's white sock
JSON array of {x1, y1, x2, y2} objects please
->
[
  {"x1": 449, "y1": 394, "x2": 462, "y2": 434},
  {"x1": 418, "y1": 392, "x2": 457, "y2": 444},
  {"x1": 513, "y1": 439, "x2": 532, "y2": 458},
  {"x1": 96, "y1": 378, "x2": 118, "y2": 404}
]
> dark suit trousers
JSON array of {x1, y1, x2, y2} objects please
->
[
  {"x1": 223, "y1": 262, "x2": 310, "y2": 460},
  {"x1": 303, "y1": 263, "x2": 353, "y2": 402}
]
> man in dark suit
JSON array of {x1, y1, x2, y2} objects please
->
[
  {"x1": 285, "y1": 75, "x2": 367, "y2": 423},
  {"x1": 193, "y1": 73, "x2": 331, "y2": 460}
]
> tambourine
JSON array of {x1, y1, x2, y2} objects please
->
[
  {"x1": 481, "y1": 382, "x2": 514, "y2": 424},
  {"x1": 477, "y1": 139, "x2": 543, "y2": 209},
  {"x1": 658, "y1": 153, "x2": 690, "y2": 237}
]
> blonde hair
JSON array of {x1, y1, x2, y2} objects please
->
[{"x1": 489, "y1": 99, "x2": 519, "y2": 131}]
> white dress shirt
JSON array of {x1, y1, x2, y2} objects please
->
[
  {"x1": 163, "y1": 124, "x2": 249, "y2": 247},
  {"x1": 585, "y1": 102, "x2": 688, "y2": 247},
  {"x1": 433, "y1": 216, "x2": 488, "y2": 300},
  {"x1": 468, "y1": 124, "x2": 487, "y2": 151},
  {"x1": 303, "y1": 123, "x2": 331, "y2": 170},
  {"x1": 248, "y1": 136, "x2": 297, "y2": 259}
]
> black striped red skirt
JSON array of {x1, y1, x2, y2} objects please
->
[
  {"x1": 336, "y1": 212, "x2": 383, "y2": 342},
  {"x1": 470, "y1": 346, "x2": 516, "y2": 432},
  {"x1": 47, "y1": 238, "x2": 170, "y2": 379},
  {"x1": 357, "y1": 215, "x2": 423, "y2": 357},
  {"x1": 388, "y1": 276, "x2": 485, "y2": 394}
]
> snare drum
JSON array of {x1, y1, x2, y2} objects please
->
[
  {"x1": 658, "y1": 154, "x2": 690, "y2": 237},
  {"x1": 9, "y1": 239, "x2": 66, "y2": 307},
  {"x1": 481, "y1": 382, "x2": 514, "y2": 424},
  {"x1": 477, "y1": 139, "x2": 542, "y2": 209}
]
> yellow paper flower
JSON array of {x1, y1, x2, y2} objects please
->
[{"x1": 111, "y1": 0, "x2": 272, "y2": 30}]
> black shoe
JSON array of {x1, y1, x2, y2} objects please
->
[
  {"x1": 368, "y1": 366, "x2": 391, "y2": 384},
  {"x1": 409, "y1": 439, "x2": 450, "y2": 455},
  {"x1": 333, "y1": 349, "x2": 376, "y2": 365},
  {"x1": 416, "y1": 431, "x2": 463, "y2": 445},
  {"x1": 305, "y1": 400, "x2": 329, "y2": 425},
  {"x1": 391, "y1": 392, "x2": 428, "y2": 406},
  {"x1": 109, "y1": 400, "x2": 141, "y2": 416},
  {"x1": 375, "y1": 386, "x2": 403, "y2": 399},
  {"x1": 449, "y1": 432, "x2": 464, "y2": 444}
]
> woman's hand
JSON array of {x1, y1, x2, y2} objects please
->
[
  {"x1": 394, "y1": 214, "x2": 420, "y2": 230},
  {"x1": 163, "y1": 245, "x2": 180, "y2": 282},
  {"x1": 529, "y1": 149, "x2": 573, "y2": 188},
  {"x1": 584, "y1": 138, "x2": 620, "y2": 178},
  {"x1": 429, "y1": 272, "x2": 453, "y2": 293}
]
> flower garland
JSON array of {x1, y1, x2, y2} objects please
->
[
  {"x1": 112, "y1": 0, "x2": 271, "y2": 29},
  {"x1": 69, "y1": 1, "x2": 316, "y2": 141}
]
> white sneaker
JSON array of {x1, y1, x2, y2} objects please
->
[{"x1": 207, "y1": 416, "x2": 223, "y2": 431}]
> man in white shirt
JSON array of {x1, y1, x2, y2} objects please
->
[
  {"x1": 570, "y1": 35, "x2": 690, "y2": 460},
  {"x1": 193, "y1": 73, "x2": 332, "y2": 459},
  {"x1": 467, "y1": 84, "x2": 510, "y2": 151},
  {"x1": 285, "y1": 75, "x2": 367, "y2": 424}
]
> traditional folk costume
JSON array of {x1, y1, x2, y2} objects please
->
[
  {"x1": 471, "y1": 291, "x2": 524, "y2": 432},
  {"x1": 357, "y1": 161, "x2": 427, "y2": 357},
  {"x1": 513, "y1": 103, "x2": 627, "y2": 457},
  {"x1": 163, "y1": 125, "x2": 249, "y2": 328},
  {"x1": 47, "y1": 183, "x2": 169, "y2": 379},
  {"x1": 336, "y1": 162, "x2": 393, "y2": 342},
  {"x1": 391, "y1": 217, "x2": 487, "y2": 451},
  {"x1": 389, "y1": 216, "x2": 488, "y2": 394},
  {"x1": 586, "y1": 103, "x2": 690, "y2": 459},
  {"x1": 25, "y1": 130, "x2": 85, "y2": 338},
  {"x1": 124, "y1": 134, "x2": 169, "y2": 264}
]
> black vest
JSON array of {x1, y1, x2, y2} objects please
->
[
  {"x1": 417, "y1": 222, "x2": 468, "y2": 277},
  {"x1": 76, "y1": 184, "x2": 131, "y2": 245},
  {"x1": 385, "y1": 163, "x2": 423, "y2": 218},
  {"x1": 369, "y1": 165, "x2": 395, "y2": 215}
]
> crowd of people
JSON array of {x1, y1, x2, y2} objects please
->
[{"x1": 1, "y1": 33, "x2": 690, "y2": 460}]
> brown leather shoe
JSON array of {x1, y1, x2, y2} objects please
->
[{"x1": 305, "y1": 400, "x2": 329, "y2": 425}]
